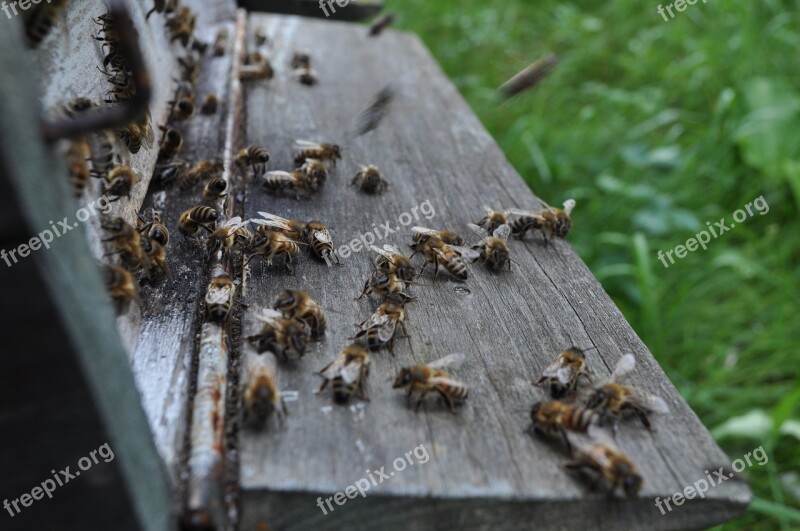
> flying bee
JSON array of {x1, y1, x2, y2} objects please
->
[
  {"x1": 566, "y1": 442, "x2": 642, "y2": 498},
  {"x1": 244, "y1": 352, "x2": 286, "y2": 427},
  {"x1": 137, "y1": 208, "x2": 170, "y2": 247},
  {"x1": 23, "y1": 0, "x2": 68, "y2": 47},
  {"x1": 357, "y1": 271, "x2": 413, "y2": 303},
  {"x1": 299, "y1": 159, "x2": 328, "y2": 185},
  {"x1": 410, "y1": 226, "x2": 464, "y2": 249},
  {"x1": 537, "y1": 347, "x2": 592, "y2": 399},
  {"x1": 368, "y1": 12, "x2": 396, "y2": 37},
  {"x1": 411, "y1": 228, "x2": 477, "y2": 281},
  {"x1": 585, "y1": 354, "x2": 670, "y2": 431},
  {"x1": 355, "y1": 85, "x2": 395, "y2": 137},
  {"x1": 527, "y1": 400, "x2": 602, "y2": 452},
  {"x1": 392, "y1": 352, "x2": 468, "y2": 413},
  {"x1": 205, "y1": 275, "x2": 236, "y2": 322},
  {"x1": 213, "y1": 28, "x2": 228, "y2": 56},
  {"x1": 246, "y1": 230, "x2": 302, "y2": 274},
  {"x1": 140, "y1": 237, "x2": 170, "y2": 285},
  {"x1": 166, "y1": 6, "x2": 196, "y2": 47},
  {"x1": 262, "y1": 170, "x2": 321, "y2": 198},
  {"x1": 272, "y1": 290, "x2": 326, "y2": 340},
  {"x1": 101, "y1": 217, "x2": 145, "y2": 271},
  {"x1": 200, "y1": 93, "x2": 221, "y2": 114},
  {"x1": 203, "y1": 177, "x2": 228, "y2": 203},
  {"x1": 146, "y1": 0, "x2": 179, "y2": 20},
  {"x1": 468, "y1": 223, "x2": 513, "y2": 272},
  {"x1": 477, "y1": 206, "x2": 510, "y2": 234},
  {"x1": 103, "y1": 264, "x2": 138, "y2": 314},
  {"x1": 206, "y1": 217, "x2": 252, "y2": 258},
  {"x1": 65, "y1": 138, "x2": 90, "y2": 198},
  {"x1": 157, "y1": 126, "x2": 183, "y2": 160},
  {"x1": 180, "y1": 158, "x2": 224, "y2": 190},
  {"x1": 105, "y1": 166, "x2": 139, "y2": 201},
  {"x1": 507, "y1": 199, "x2": 576, "y2": 243},
  {"x1": 236, "y1": 146, "x2": 270, "y2": 177},
  {"x1": 178, "y1": 206, "x2": 219, "y2": 239},
  {"x1": 154, "y1": 159, "x2": 189, "y2": 188},
  {"x1": 353, "y1": 301, "x2": 406, "y2": 353},
  {"x1": 303, "y1": 221, "x2": 338, "y2": 264},
  {"x1": 88, "y1": 131, "x2": 117, "y2": 180},
  {"x1": 317, "y1": 344, "x2": 370, "y2": 404},
  {"x1": 351, "y1": 165, "x2": 389, "y2": 194},
  {"x1": 252, "y1": 212, "x2": 306, "y2": 241},
  {"x1": 293, "y1": 140, "x2": 341, "y2": 167},
  {"x1": 370, "y1": 244, "x2": 415, "y2": 283},
  {"x1": 118, "y1": 112, "x2": 155, "y2": 154},
  {"x1": 247, "y1": 309, "x2": 310, "y2": 361}
]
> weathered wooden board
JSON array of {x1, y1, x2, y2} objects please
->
[{"x1": 235, "y1": 14, "x2": 751, "y2": 530}]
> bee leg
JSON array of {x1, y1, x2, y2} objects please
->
[
  {"x1": 414, "y1": 393, "x2": 428, "y2": 413},
  {"x1": 438, "y1": 391, "x2": 456, "y2": 414},
  {"x1": 559, "y1": 429, "x2": 573, "y2": 456},
  {"x1": 316, "y1": 378, "x2": 329, "y2": 394},
  {"x1": 635, "y1": 408, "x2": 653, "y2": 431}
]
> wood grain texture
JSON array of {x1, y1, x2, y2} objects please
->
[{"x1": 235, "y1": 14, "x2": 750, "y2": 530}]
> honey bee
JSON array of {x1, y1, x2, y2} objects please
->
[
  {"x1": 244, "y1": 352, "x2": 287, "y2": 426},
  {"x1": 65, "y1": 138, "x2": 90, "y2": 198},
  {"x1": 101, "y1": 217, "x2": 145, "y2": 271},
  {"x1": 146, "y1": 0, "x2": 179, "y2": 20},
  {"x1": 410, "y1": 226, "x2": 464, "y2": 249},
  {"x1": 178, "y1": 206, "x2": 219, "y2": 238},
  {"x1": 566, "y1": 442, "x2": 642, "y2": 497},
  {"x1": 392, "y1": 352, "x2": 468, "y2": 413},
  {"x1": 205, "y1": 275, "x2": 236, "y2": 322},
  {"x1": 178, "y1": 54, "x2": 201, "y2": 84},
  {"x1": 537, "y1": 347, "x2": 592, "y2": 399},
  {"x1": 527, "y1": 400, "x2": 602, "y2": 452},
  {"x1": 351, "y1": 165, "x2": 389, "y2": 194},
  {"x1": 303, "y1": 221, "x2": 338, "y2": 264},
  {"x1": 166, "y1": 6, "x2": 196, "y2": 47},
  {"x1": 262, "y1": 170, "x2": 321, "y2": 198},
  {"x1": 293, "y1": 140, "x2": 341, "y2": 167},
  {"x1": 213, "y1": 28, "x2": 228, "y2": 56},
  {"x1": 240, "y1": 56, "x2": 274, "y2": 81},
  {"x1": 246, "y1": 230, "x2": 302, "y2": 274},
  {"x1": 508, "y1": 199, "x2": 576, "y2": 243},
  {"x1": 206, "y1": 217, "x2": 252, "y2": 257},
  {"x1": 353, "y1": 301, "x2": 406, "y2": 353},
  {"x1": 203, "y1": 177, "x2": 228, "y2": 203},
  {"x1": 103, "y1": 264, "x2": 138, "y2": 314},
  {"x1": 370, "y1": 244, "x2": 415, "y2": 283},
  {"x1": 272, "y1": 290, "x2": 326, "y2": 340},
  {"x1": 291, "y1": 52, "x2": 310, "y2": 69},
  {"x1": 137, "y1": 208, "x2": 170, "y2": 247},
  {"x1": 585, "y1": 354, "x2": 669, "y2": 431},
  {"x1": 236, "y1": 146, "x2": 270, "y2": 177},
  {"x1": 154, "y1": 159, "x2": 189, "y2": 188},
  {"x1": 101, "y1": 67, "x2": 136, "y2": 104},
  {"x1": 317, "y1": 344, "x2": 370, "y2": 404},
  {"x1": 105, "y1": 166, "x2": 139, "y2": 201},
  {"x1": 180, "y1": 158, "x2": 224, "y2": 190},
  {"x1": 468, "y1": 223, "x2": 512, "y2": 272},
  {"x1": 299, "y1": 159, "x2": 328, "y2": 185},
  {"x1": 411, "y1": 228, "x2": 477, "y2": 281},
  {"x1": 200, "y1": 93, "x2": 221, "y2": 114},
  {"x1": 253, "y1": 212, "x2": 306, "y2": 241},
  {"x1": 355, "y1": 85, "x2": 395, "y2": 137},
  {"x1": 157, "y1": 126, "x2": 183, "y2": 160},
  {"x1": 118, "y1": 112, "x2": 155, "y2": 154},
  {"x1": 368, "y1": 12, "x2": 396, "y2": 37},
  {"x1": 357, "y1": 271, "x2": 413, "y2": 303},
  {"x1": 247, "y1": 309, "x2": 310, "y2": 361},
  {"x1": 140, "y1": 237, "x2": 170, "y2": 284},
  {"x1": 23, "y1": 0, "x2": 68, "y2": 47},
  {"x1": 169, "y1": 96, "x2": 195, "y2": 122},
  {"x1": 295, "y1": 65, "x2": 317, "y2": 86},
  {"x1": 93, "y1": 13, "x2": 128, "y2": 70},
  {"x1": 88, "y1": 131, "x2": 117, "y2": 180},
  {"x1": 254, "y1": 28, "x2": 268, "y2": 45},
  {"x1": 476, "y1": 206, "x2": 510, "y2": 234}
]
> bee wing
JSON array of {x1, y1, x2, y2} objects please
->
[
  {"x1": 370, "y1": 245, "x2": 395, "y2": 262},
  {"x1": 427, "y1": 352, "x2": 467, "y2": 371},
  {"x1": 340, "y1": 357, "x2": 366, "y2": 384},
  {"x1": 427, "y1": 375, "x2": 467, "y2": 390},
  {"x1": 264, "y1": 171, "x2": 295, "y2": 182},
  {"x1": 319, "y1": 353, "x2": 346, "y2": 380},
  {"x1": 257, "y1": 212, "x2": 291, "y2": 223},
  {"x1": 562, "y1": 199, "x2": 576, "y2": 215},
  {"x1": 382, "y1": 244, "x2": 401, "y2": 254},
  {"x1": 467, "y1": 223, "x2": 489, "y2": 239},
  {"x1": 294, "y1": 139, "x2": 322, "y2": 149},
  {"x1": 445, "y1": 245, "x2": 481, "y2": 262},
  {"x1": 506, "y1": 208, "x2": 543, "y2": 219},
  {"x1": 555, "y1": 366, "x2": 576, "y2": 385},
  {"x1": 251, "y1": 217, "x2": 292, "y2": 231},
  {"x1": 493, "y1": 224, "x2": 512, "y2": 241},
  {"x1": 225, "y1": 221, "x2": 250, "y2": 235},
  {"x1": 253, "y1": 308, "x2": 284, "y2": 325},
  {"x1": 627, "y1": 387, "x2": 670, "y2": 414},
  {"x1": 249, "y1": 351, "x2": 278, "y2": 380},
  {"x1": 140, "y1": 114, "x2": 155, "y2": 149},
  {"x1": 540, "y1": 359, "x2": 563, "y2": 379},
  {"x1": 313, "y1": 230, "x2": 332, "y2": 244},
  {"x1": 412, "y1": 226, "x2": 440, "y2": 237},
  {"x1": 205, "y1": 283, "x2": 232, "y2": 305},
  {"x1": 359, "y1": 311, "x2": 389, "y2": 331},
  {"x1": 611, "y1": 353, "x2": 636, "y2": 382},
  {"x1": 375, "y1": 319, "x2": 397, "y2": 343}
]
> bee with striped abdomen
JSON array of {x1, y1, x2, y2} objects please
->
[
  {"x1": 103, "y1": 263, "x2": 138, "y2": 314},
  {"x1": 508, "y1": 199, "x2": 576, "y2": 244},
  {"x1": 566, "y1": 442, "x2": 642, "y2": 497},
  {"x1": 65, "y1": 138, "x2": 90, "y2": 198},
  {"x1": 137, "y1": 208, "x2": 170, "y2": 247},
  {"x1": 272, "y1": 290, "x2": 326, "y2": 340},
  {"x1": 203, "y1": 177, "x2": 228, "y2": 203},
  {"x1": 178, "y1": 206, "x2": 219, "y2": 239},
  {"x1": 353, "y1": 302, "x2": 406, "y2": 353},
  {"x1": 392, "y1": 352, "x2": 469, "y2": 414},
  {"x1": 180, "y1": 158, "x2": 224, "y2": 190},
  {"x1": 236, "y1": 146, "x2": 270, "y2": 177},
  {"x1": 527, "y1": 400, "x2": 602, "y2": 452},
  {"x1": 317, "y1": 344, "x2": 370, "y2": 404},
  {"x1": 205, "y1": 275, "x2": 236, "y2": 322},
  {"x1": 293, "y1": 140, "x2": 341, "y2": 167}
]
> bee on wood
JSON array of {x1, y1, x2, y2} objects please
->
[
  {"x1": 169, "y1": 96, "x2": 195, "y2": 122},
  {"x1": 262, "y1": 170, "x2": 321, "y2": 199},
  {"x1": 272, "y1": 290, "x2": 326, "y2": 340},
  {"x1": 368, "y1": 12, "x2": 396, "y2": 37},
  {"x1": 357, "y1": 271, "x2": 413, "y2": 303},
  {"x1": 302, "y1": 221, "x2": 338, "y2": 264},
  {"x1": 293, "y1": 140, "x2": 341, "y2": 168},
  {"x1": 411, "y1": 228, "x2": 478, "y2": 281},
  {"x1": 317, "y1": 344, "x2": 370, "y2": 404},
  {"x1": 101, "y1": 67, "x2": 136, "y2": 104},
  {"x1": 246, "y1": 230, "x2": 302, "y2": 274},
  {"x1": 140, "y1": 237, "x2": 170, "y2": 285},
  {"x1": 146, "y1": 0, "x2": 179, "y2": 20},
  {"x1": 166, "y1": 6, "x2": 196, "y2": 47},
  {"x1": 351, "y1": 165, "x2": 389, "y2": 194},
  {"x1": 291, "y1": 52, "x2": 316, "y2": 85},
  {"x1": 23, "y1": 0, "x2": 68, "y2": 47},
  {"x1": 203, "y1": 177, "x2": 228, "y2": 203},
  {"x1": 92, "y1": 13, "x2": 126, "y2": 70},
  {"x1": 137, "y1": 208, "x2": 170, "y2": 247},
  {"x1": 154, "y1": 159, "x2": 189, "y2": 188},
  {"x1": 299, "y1": 158, "x2": 328, "y2": 185},
  {"x1": 353, "y1": 301, "x2": 407, "y2": 353},
  {"x1": 291, "y1": 51, "x2": 310, "y2": 69},
  {"x1": 65, "y1": 138, "x2": 90, "y2": 198},
  {"x1": 88, "y1": 131, "x2": 117, "y2": 180},
  {"x1": 355, "y1": 85, "x2": 395, "y2": 137},
  {"x1": 157, "y1": 126, "x2": 183, "y2": 160},
  {"x1": 468, "y1": 223, "x2": 513, "y2": 272},
  {"x1": 200, "y1": 93, "x2": 221, "y2": 115},
  {"x1": 247, "y1": 309, "x2": 310, "y2": 361},
  {"x1": 392, "y1": 352, "x2": 468, "y2": 413},
  {"x1": 105, "y1": 166, "x2": 139, "y2": 201},
  {"x1": 213, "y1": 28, "x2": 228, "y2": 56},
  {"x1": 118, "y1": 112, "x2": 155, "y2": 154},
  {"x1": 252, "y1": 212, "x2": 306, "y2": 241},
  {"x1": 178, "y1": 206, "x2": 219, "y2": 239},
  {"x1": 537, "y1": 347, "x2": 592, "y2": 399},
  {"x1": 206, "y1": 217, "x2": 252, "y2": 258},
  {"x1": 103, "y1": 264, "x2": 138, "y2": 314},
  {"x1": 244, "y1": 352, "x2": 286, "y2": 427},
  {"x1": 236, "y1": 146, "x2": 270, "y2": 177},
  {"x1": 410, "y1": 226, "x2": 464, "y2": 249},
  {"x1": 178, "y1": 54, "x2": 201, "y2": 85},
  {"x1": 370, "y1": 244, "x2": 415, "y2": 283},
  {"x1": 254, "y1": 28, "x2": 268, "y2": 45},
  {"x1": 476, "y1": 206, "x2": 510, "y2": 235},
  {"x1": 566, "y1": 442, "x2": 642, "y2": 497},
  {"x1": 180, "y1": 158, "x2": 224, "y2": 190},
  {"x1": 507, "y1": 199, "x2": 576, "y2": 243},
  {"x1": 585, "y1": 354, "x2": 670, "y2": 431},
  {"x1": 101, "y1": 217, "x2": 145, "y2": 271},
  {"x1": 527, "y1": 401, "x2": 602, "y2": 452},
  {"x1": 240, "y1": 54, "x2": 274, "y2": 81},
  {"x1": 205, "y1": 275, "x2": 236, "y2": 322}
]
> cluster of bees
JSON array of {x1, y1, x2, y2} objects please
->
[{"x1": 528, "y1": 348, "x2": 670, "y2": 496}]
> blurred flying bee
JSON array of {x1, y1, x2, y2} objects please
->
[
  {"x1": 88, "y1": 131, "x2": 117, "y2": 180},
  {"x1": 585, "y1": 354, "x2": 670, "y2": 431},
  {"x1": 527, "y1": 400, "x2": 602, "y2": 452},
  {"x1": 262, "y1": 170, "x2": 322, "y2": 198},
  {"x1": 370, "y1": 244, "x2": 415, "y2": 283},
  {"x1": 146, "y1": 0, "x2": 179, "y2": 20},
  {"x1": 299, "y1": 159, "x2": 328, "y2": 185},
  {"x1": 105, "y1": 166, "x2": 139, "y2": 201},
  {"x1": 537, "y1": 347, "x2": 592, "y2": 399},
  {"x1": 65, "y1": 138, "x2": 90, "y2": 198},
  {"x1": 200, "y1": 93, "x2": 221, "y2": 114},
  {"x1": 244, "y1": 352, "x2": 286, "y2": 427},
  {"x1": 203, "y1": 177, "x2": 228, "y2": 203},
  {"x1": 103, "y1": 264, "x2": 138, "y2": 314},
  {"x1": 353, "y1": 301, "x2": 407, "y2": 353},
  {"x1": 246, "y1": 230, "x2": 302, "y2": 274},
  {"x1": 355, "y1": 85, "x2": 395, "y2": 137},
  {"x1": 213, "y1": 28, "x2": 228, "y2": 56},
  {"x1": 137, "y1": 208, "x2": 170, "y2": 247},
  {"x1": 118, "y1": 112, "x2": 155, "y2": 154},
  {"x1": 178, "y1": 206, "x2": 219, "y2": 239},
  {"x1": 303, "y1": 221, "x2": 338, "y2": 264},
  {"x1": 180, "y1": 158, "x2": 224, "y2": 189},
  {"x1": 206, "y1": 216, "x2": 252, "y2": 258},
  {"x1": 154, "y1": 159, "x2": 189, "y2": 188},
  {"x1": 236, "y1": 146, "x2": 270, "y2": 177},
  {"x1": 317, "y1": 344, "x2": 370, "y2": 404},
  {"x1": 23, "y1": 0, "x2": 68, "y2": 47},
  {"x1": 293, "y1": 140, "x2": 341, "y2": 167},
  {"x1": 157, "y1": 126, "x2": 183, "y2": 160},
  {"x1": 468, "y1": 223, "x2": 512, "y2": 272},
  {"x1": 272, "y1": 290, "x2": 326, "y2": 340},
  {"x1": 498, "y1": 54, "x2": 559, "y2": 102},
  {"x1": 392, "y1": 352, "x2": 468, "y2": 413},
  {"x1": 140, "y1": 237, "x2": 170, "y2": 284},
  {"x1": 508, "y1": 199, "x2": 576, "y2": 243},
  {"x1": 357, "y1": 271, "x2": 413, "y2": 303},
  {"x1": 476, "y1": 206, "x2": 510, "y2": 234},
  {"x1": 101, "y1": 217, "x2": 144, "y2": 271},
  {"x1": 566, "y1": 442, "x2": 642, "y2": 497},
  {"x1": 411, "y1": 228, "x2": 477, "y2": 281},
  {"x1": 205, "y1": 275, "x2": 236, "y2": 322},
  {"x1": 247, "y1": 309, "x2": 310, "y2": 361},
  {"x1": 166, "y1": 5, "x2": 196, "y2": 47},
  {"x1": 368, "y1": 12, "x2": 396, "y2": 37},
  {"x1": 351, "y1": 165, "x2": 389, "y2": 194}
]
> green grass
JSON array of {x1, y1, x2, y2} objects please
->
[{"x1": 383, "y1": 0, "x2": 800, "y2": 528}]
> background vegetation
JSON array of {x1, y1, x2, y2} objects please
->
[{"x1": 384, "y1": 0, "x2": 800, "y2": 528}]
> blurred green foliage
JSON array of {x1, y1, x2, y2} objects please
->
[{"x1": 383, "y1": 0, "x2": 800, "y2": 528}]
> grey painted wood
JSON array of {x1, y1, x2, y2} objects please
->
[{"x1": 235, "y1": 14, "x2": 751, "y2": 530}]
